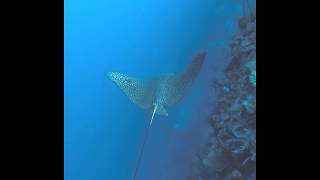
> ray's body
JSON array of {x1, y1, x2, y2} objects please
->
[{"x1": 107, "y1": 52, "x2": 207, "y2": 179}]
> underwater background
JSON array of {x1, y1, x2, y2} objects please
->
[{"x1": 64, "y1": 0, "x2": 256, "y2": 180}]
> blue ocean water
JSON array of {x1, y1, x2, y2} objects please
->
[{"x1": 64, "y1": 0, "x2": 251, "y2": 180}]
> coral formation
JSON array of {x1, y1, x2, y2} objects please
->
[
  {"x1": 196, "y1": 12, "x2": 256, "y2": 180},
  {"x1": 245, "y1": 59, "x2": 256, "y2": 88}
]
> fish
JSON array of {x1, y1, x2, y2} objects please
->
[
  {"x1": 107, "y1": 51, "x2": 207, "y2": 180},
  {"x1": 107, "y1": 51, "x2": 207, "y2": 119}
]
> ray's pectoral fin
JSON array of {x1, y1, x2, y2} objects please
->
[
  {"x1": 107, "y1": 72, "x2": 152, "y2": 109},
  {"x1": 166, "y1": 51, "x2": 207, "y2": 106}
]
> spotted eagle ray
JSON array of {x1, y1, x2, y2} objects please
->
[{"x1": 107, "y1": 52, "x2": 207, "y2": 180}]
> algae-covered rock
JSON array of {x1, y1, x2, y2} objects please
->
[{"x1": 197, "y1": 12, "x2": 256, "y2": 180}]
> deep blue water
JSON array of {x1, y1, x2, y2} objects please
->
[{"x1": 64, "y1": 0, "x2": 249, "y2": 180}]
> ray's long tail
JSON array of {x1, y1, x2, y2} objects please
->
[{"x1": 132, "y1": 104, "x2": 158, "y2": 180}]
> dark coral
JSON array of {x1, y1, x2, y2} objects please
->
[{"x1": 197, "y1": 13, "x2": 256, "y2": 180}]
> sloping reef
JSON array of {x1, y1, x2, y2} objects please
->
[{"x1": 195, "y1": 12, "x2": 256, "y2": 180}]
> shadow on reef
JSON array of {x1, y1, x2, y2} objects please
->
[{"x1": 190, "y1": 12, "x2": 256, "y2": 180}]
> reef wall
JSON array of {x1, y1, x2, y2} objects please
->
[{"x1": 195, "y1": 12, "x2": 256, "y2": 180}]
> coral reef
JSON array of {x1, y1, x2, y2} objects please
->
[{"x1": 196, "y1": 13, "x2": 256, "y2": 180}]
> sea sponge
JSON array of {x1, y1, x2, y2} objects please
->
[
  {"x1": 231, "y1": 169, "x2": 242, "y2": 179},
  {"x1": 224, "y1": 138, "x2": 249, "y2": 155},
  {"x1": 242, "y1": 95, "x2": 256, "y2": 113},
  {"x1": 245, "y1": 59, "x2": 256, "y2": 88},
  {"x1": 245, "y1": 58, "x2": 256, "y2": 71},
  {"x1": 231, "y1": 123, "x2": 252, "y2": 139},
  {"x1": 249, "y1": 70, "x2": 256, "y2": 87}
]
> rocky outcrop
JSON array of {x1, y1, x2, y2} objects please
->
[{"x1": 197, "y1": 13, "x2": 256, "y2": 180}]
